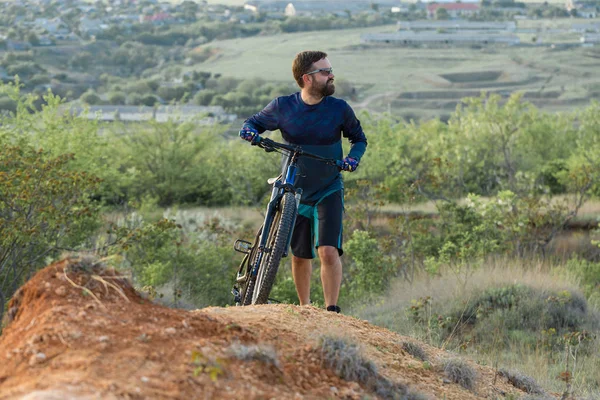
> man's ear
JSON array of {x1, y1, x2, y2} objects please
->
[{"x1": 302, "y1": 74, "x2": 312, "y2": 87}]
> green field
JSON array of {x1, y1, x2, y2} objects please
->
[{"x1": 193, "y1": 22, "x2": 600, "y2": 119}]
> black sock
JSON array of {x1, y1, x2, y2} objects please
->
[{"x1": 326, "y1": 305, "x2": 341, "y2": 313}]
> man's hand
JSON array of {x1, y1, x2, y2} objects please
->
[
  {"x1": 341, "y1": 156, "x2": 359, "y2": 172},
  {"x1": 239, "y1": 126, "x2": 260, "y2": 145}
]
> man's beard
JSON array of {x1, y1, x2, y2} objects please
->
[{"x1": 310, "y1": 79, "x2": 335, "y2": 97}]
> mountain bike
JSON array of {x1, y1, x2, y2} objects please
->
[{"x1": 232, "y1": 136, "x2": 343, "y2": 305}]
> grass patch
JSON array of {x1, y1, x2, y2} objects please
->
[
  {"x1": 442, "y1": 358, "x2": 478, "y2": 391},
  {"x1": 498, "y1": 368, "x2": 545, "y2": 395},
  {"x1": 352, "y1": 258, "x2": 600, "y2": 396},
  {"x1": 319, "y1": 335, "x2": 429, "y2": 400},
  {"x1": 227, "y1": 342, "x2": 280, "y2": 368},
  {"x1": 401, "y1": 341, "x2": 428, "y2": 361}
]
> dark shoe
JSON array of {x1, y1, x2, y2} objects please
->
[{"x1": 326, "y1": 305, "x2": 341, "y2": 313}]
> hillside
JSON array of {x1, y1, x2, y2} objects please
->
[{"x1": 0, "y1": 257, "x2": 546, "y2": 399}]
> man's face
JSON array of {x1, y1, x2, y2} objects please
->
[{"x1": 305, "y1": 58, "x2": 335, "y2": 97}]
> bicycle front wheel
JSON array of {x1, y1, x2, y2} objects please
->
[{"x1": 252, "y1": 191, "x2": 297, "y2": 305}]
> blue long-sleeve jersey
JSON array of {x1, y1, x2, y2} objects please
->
[{"x1": 244, "y1": 92, "x2": 367, "y2": 204}]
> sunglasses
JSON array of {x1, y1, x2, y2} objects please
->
[{"x1": 305, "y1": 67, "x2": 334, "y2": 76}]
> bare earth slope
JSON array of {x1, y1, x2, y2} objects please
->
[{"x1": 0, "y1": 258, "x2": 534, "y2": 400}]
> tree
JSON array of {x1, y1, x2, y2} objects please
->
[
  {"x1": 26, "y1": 32, "x2": 39, "y2": 46},
  {"x1": 108, "y1": 91, "x2": 126, "y2": 105},
  {"x1": 70, "y1": 51, "x2": 94, "y2": 71},
  {"x1": 193, "y1": 89, "x2": 216, "y2": 106},
  {"x1": 436, "y1": 7, "x2": 450, "y2": 20},
  {"x1": 80, "y1": 90, "x2": 102, "y2": 105}
]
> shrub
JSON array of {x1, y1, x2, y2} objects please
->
[
  {"x1": 401, "y1": 341, "x2": 428, "y2": 361},
  {"x1": 319, "y1": 335, "x2": 410, "y2": 400},
  {"x1": 227, "y1": 342, "x2": 280, "y2": 367},
  {"x1": 107, "y1": 91, "x2": 126, "y2": 105},
  {"x1": 0, "y1": 96, "x2": 16, "y2": 113},
  {"x1": 442, "y1": 358, "x2": 477, "y2": 390},
  {"x1": 498, "y1": 368, "x2": 545, "y2": 395},
  {"x1": 344, "y1": 230, "x2": 392, "y2": 302},
  {"x1": 564, "y1": 256, "x2": 600, "y2": 300},
  {"x1": 80, "y1": 90, "x2": 102, "y2": 105},
  {"x1": 0, "y1": 146, "x2": 101, "y2": 321},
  {"x1": 194, "y1": 89, "x2": 216, "y2": 106}
]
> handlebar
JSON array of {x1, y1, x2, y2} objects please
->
[{"x1": 254, "y1": 136, "x2": 343, "y2": 169}]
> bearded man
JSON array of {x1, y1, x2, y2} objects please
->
[{"x1": 239, "y1": 50, "x2": 368, "y2": 314}]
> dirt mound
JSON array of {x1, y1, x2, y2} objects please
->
[{"x1": 0, "y1": 257, "x2": 541, "y2": 399}]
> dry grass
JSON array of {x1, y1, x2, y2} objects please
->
[
  {"x1": 319, "y1": 335, "x2": 416, "y2": 400},
  {"x1": 498, "y1": 368, "x2": 545, "y2": 395},
  {"x1": 401, "y1": 341, "x2": 428, "y2": 362},
  {"x1": 354, "y1": 256, "x2": 584, "y2": 335},
  {"x1": 353, "y1": 256, "x2": 600, "y2": 398},
  {"x1": 441, "y1": 358, "x2": 478, "y2": 391},
  {"x1": 227, "y1": 342, "x2": 280, "y2": 368}
]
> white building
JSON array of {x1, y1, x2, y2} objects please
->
[
  {"x1": 362, "y1": 31, "x2": 520, "y2": 46},
  {"x1": 284, "y1": 3, "x2": 296, "y2": 17},
  {"x1": 398, "y1": 20, "x2": 516, "y2": 32}
]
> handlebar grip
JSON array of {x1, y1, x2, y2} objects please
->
[
  {"x1": 335, "y1": 160, "x2": 344, "y2": 169},
  {"x1": 251, "y1": 134, "x2": 262, "y2": 146}
]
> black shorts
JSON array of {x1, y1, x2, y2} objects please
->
[{"x1": 291, "y1": 190, "x2": 344, "y2": 259}]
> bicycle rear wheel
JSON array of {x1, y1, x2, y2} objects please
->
[{"x1": 252, "y1": 191, "x2": 296, "y2": 304}]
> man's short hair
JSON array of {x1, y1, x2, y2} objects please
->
[{"x1": 292, "y1": 50, "x2": 328, "y2": 88}]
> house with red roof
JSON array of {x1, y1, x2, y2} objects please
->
[{"x1": 426, "y1": 3, "x2": 480, "y2": 19}]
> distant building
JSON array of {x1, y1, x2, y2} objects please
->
[
  {"x1": 69, "y1": 105, "x2": 237, "y2": 124},
  {"x1": 79, "y1": 17, "x2": 108, "y2": 36},
  {"x1": 32, "y1": 18, "x2": 69, "y2": 35},
  {"x1": 362, "y1": 31, "x2": 520, "y2": 46},
  {"x1": 571, "y1": 23, "x2": 600, "y2": 33},
  {"x1": 398, "y1": 20, "x2": 516, "y2": 31},
  {"x1": 426, "y1": 3, "x2": 480, "y2": 19},
  {"x1": 566, "y1": 0, "x2": 598, "y2": 18},
  {"x1": 581, "y1": 33, "x2": 600, "y2": 43},
  {"x1": 284, "y1": 3, "x2": 296, "y2": 17},
  {"x1": 5, "y1": 40, "x2": 32, "y2": 51},
  {"x1": 141, "y1": 12, "x2": 175, "y2": 24},
  {"x1": 244, "y1": 4, "x2": 258, "y2": 13},
  {"x1": 249, "y1": 0, "x2": 400, "y2": 14}
]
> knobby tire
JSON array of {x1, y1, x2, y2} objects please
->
[{"x1": 252, "y1": 191, "x2": 296, "y2": 304}]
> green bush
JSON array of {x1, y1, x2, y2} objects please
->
[
  {"x1": 80, "y1": 90, "x2": 102, "y2": 105},
  {"x1": 565, "y1": 256, "x2": 600, "y2": 302},
  {"x1": 343, "y1": 230, "x2": 394, "y2": 303},
  {"x1": 106, "y1": 209, "x2": 241, "y2": 307},
  {"x1": 107, "y1": 91, "x2": 126, "y2": 105},
  {"x1": 0, "y1": 96, "x2": 16, "y2": 113},
  {"x1": 0, "y1": 145, "x2": 101, "y2": 321},
  {"x1": 157, "y1": 85, "x2": 188, "y2": 103},
  {"x1": 438, "y1": 284, "x2": 597, "y2": 350},
  {"x1": 194, "y1": 89, "x2": 216, "y2": 106}
]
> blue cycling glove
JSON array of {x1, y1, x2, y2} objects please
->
[
  {"x1": 341, "y1": 156, "x2": 359, "y2": 172},
  {"x1": 239, "y1": 126, "x2": 260, "y2": 145}
]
